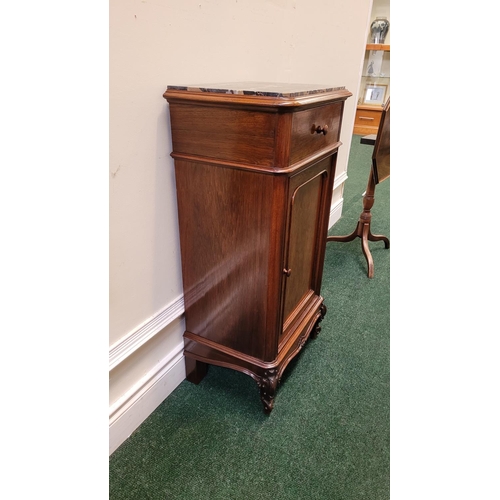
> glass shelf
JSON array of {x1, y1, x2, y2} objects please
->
[
  {"x1": 358, "y1": 44, "x2": 390, "y2": 107},
  {"x1": 361, "y1": 74, "x2": 390, "y2": 80}
]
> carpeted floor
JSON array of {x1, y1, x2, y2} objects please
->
[{"x1": 109, "y1": 135, "x2": 390, "y2": 499}]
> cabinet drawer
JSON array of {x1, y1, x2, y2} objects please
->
[
  {"x1": 289, "y1": 102, "x2": 342, "y2": 166},
  {"x1": 354, "y1": 107, "x2": 382, "y2": 128},
  {"x1": 169, "y1": 103, "x2": 278, "y2": 167}
]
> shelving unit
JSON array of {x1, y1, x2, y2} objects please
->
[{"x1": 354, "y1": 44, "x2": 390, "y2": 135}]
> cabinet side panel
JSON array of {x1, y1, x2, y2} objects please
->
[{"x1": 174, "y1": 160, "x2": 274, "y2": 359}]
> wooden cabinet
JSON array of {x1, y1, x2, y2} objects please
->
[
  {"x1": 354, "y1": 105, "x2": 383, "y2": 135},
  {"x1": 354, "y1": 44, "x2": 390, "y2": 135},
  {"x1": 163, "y1": 83, "x2": 351, "y2": 412}
]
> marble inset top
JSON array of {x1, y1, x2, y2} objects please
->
[{"x1": 166, "y1": 82, "x2": 346, "y2": 98}]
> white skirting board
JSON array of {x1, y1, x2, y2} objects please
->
[
  {"x1": 109, "y1": 294, "x2": 186, "y2": 456},
  {"x1": 109, "y1": 295, "x2": 185, "y2": 372},
  {"x1": 329, "y1": 171, "x2": 347, "y2": 228},
  {"x1": 109, "y1": 341, "x2": 186, "y2": 455},
  {"x1": 329, "y1": 197, "x2": 344, "y2": 229}
]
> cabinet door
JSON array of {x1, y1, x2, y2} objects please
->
[{"x1": 280, "y1": 155, "x2": 334, "y2": 345}]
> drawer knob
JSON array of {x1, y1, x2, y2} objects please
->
[
  {"x1": 313, "y1": 124, "x2": 329, "y2": 135},
  {"x1": 283, "y1": 268, "x2": 292, "y2": 277}
]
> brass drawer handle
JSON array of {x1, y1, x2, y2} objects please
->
[
  {"x1": 359, "y1": 116, "x2": 374, "y2": 121},
  {"x1": 283, "y1": 268, "x2": 292, "y2": 277},
  {"x1": 312, "y1": 124, "x2": 329, "y2": 135}
]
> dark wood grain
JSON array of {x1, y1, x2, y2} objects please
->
[
  {"x1": 289, "y1": 102, "x2": 342, "y2": 166},
  {"x1": 174, "y1": 160, "x2": 283, "y2": 361},
  {"x1": 282, "y1": 158, "x2": 331, "y2": 330},
  {"x1": 164, "y1": 85, "x2": 351, "y2": 412},
  {"x1": 372, "y1": 98, "x2": 390, "y2": 184},
  {"x1": 170, "y1": 104, "x2": 278, "y2": 167}
]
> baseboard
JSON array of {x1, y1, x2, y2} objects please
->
[
  {"x1": 335, "y1": 170, "x2": 348, "y2": 187},
  {"x1": 329, "y1": 197, "x2": 344, "y2": 228},
  {"x1": 109, "y1": 341, "x2": 186, "y2": 455},
  {"x1": 329, "y1": 170, "x2": 348, "y2": 229},
  {"x1": 109, "y1": 294, "x2": 185, "y2": 371}
]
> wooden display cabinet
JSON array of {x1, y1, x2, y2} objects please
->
[
  {"x1": 354, "y1": 44, "x2": 390, "y2": 135},
  {"x1": 163, "y1": 83, "x2": 351, "y2": 412}
]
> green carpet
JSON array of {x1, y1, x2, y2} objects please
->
[{"x1": 109, "y1": 135, "x2": 390, "y2": 499}]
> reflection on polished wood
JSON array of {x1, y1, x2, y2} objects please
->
[{"x1": 327, "y1": 99, "x2": 390, "y2": 278}]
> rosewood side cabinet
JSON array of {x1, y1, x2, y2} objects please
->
[{"x1": 163, "y1": 83, "x2": 352, "y2": 413}]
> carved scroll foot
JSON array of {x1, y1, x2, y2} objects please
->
[
  {"x1": 257, "y1": 369, "x2": 279, "y2": 414},
  {"x1": 310, "y1": 303, "x2": 327, "y2": 339}
]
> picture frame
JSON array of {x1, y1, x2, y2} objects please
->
[
  {"x1": 366, "y1": 50, "x2": 384, "y2": 77},
  {"x1": 363, "y1": 83, "x2": 388, "y2": 106}
]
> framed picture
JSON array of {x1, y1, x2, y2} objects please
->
[
  {"x1": 366, "y1": 51, "x2": 384, "y2": 77},
  {"x1": 363, "y1": 83, "x2": 388, "y2": 106}
]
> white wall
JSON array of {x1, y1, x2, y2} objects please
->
[{"x1": 109, "y1": 0, "x2": 373, "y2": 455}]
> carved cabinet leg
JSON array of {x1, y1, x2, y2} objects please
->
[
  {"x1": 257, "y1": 369, "x2": 279, "y2": 414},
  {"x1": 310, "y1": 304, "x2": 327, "y2": 339}
]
